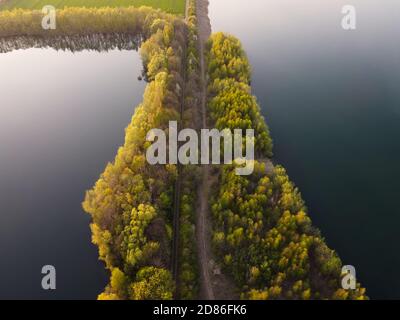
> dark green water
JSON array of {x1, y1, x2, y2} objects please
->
[
  {"x1": 209, "y1": 0, "x2": 400, "y2": 299},
  {"x1": 0, "y1": 48, "x2": 145, "y2": 299}
]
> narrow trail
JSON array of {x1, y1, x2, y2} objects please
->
[
  {"x1": 174, "y1": 0, "x2": 240, "y2": 300},
  {"x1": 195, "y1": 0, "x2": 215, "y2": 300},
  {"x1": 195, "y1": 0, "x2": 241, "y2": 300}
]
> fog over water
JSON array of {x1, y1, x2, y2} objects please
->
[{"x1": 0, "y1": 48, "x2": 145, "y2": 299}]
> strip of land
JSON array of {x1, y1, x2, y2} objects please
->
[
  {"x1": 0, "y1": 0, "x2": 186, "y2": 14},
  {"x1": 195, "y1": 0, "x2": 212, "y2": 300},
  {"x1": 195, "y1": 0, "x2": 239, "y2": 300}
]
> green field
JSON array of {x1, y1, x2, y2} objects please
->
[{"x1": 0, "y1": 0, "x2": 185, "y2": 14}]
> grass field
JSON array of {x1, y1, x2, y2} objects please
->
[{"x1": 0, "y1": 0, "x2": 186, "y2": 14}]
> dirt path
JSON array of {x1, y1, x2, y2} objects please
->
[
  {"x1": 193, "y1": 0, "x2": 275, "y2": 300},
  {"x1": 195, "y1": 0, "x2": 214, "y2": 300},
  {"x1": 195, "y1": 0, "x2": 239, "y2": 300}
]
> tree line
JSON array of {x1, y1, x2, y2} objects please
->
[
  {"x1": 0, "y1": 6, "x2": 177, "y2": 53},
  {"x1": 82, "y1": 9, "x2": 188, "y2": 300},
  {"x1": 0, "y1": 6, "x2": 172, "y2": 38},
  {"x1": 177, "y1": 0, "x2": 202, "y2": 300},
  {"x1": 206, "y1": 32, "x2": 367, "y2": 300}
]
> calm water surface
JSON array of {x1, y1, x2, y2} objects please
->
[
  {"x1": 0, "y1": 48, "x2": 145, "y2": 299},
  {"x1": 1, "y1": 1, "x2": 399, "y2": 299},
  {"x1": 209, "y1": 0, "x2": 400, "y2": 299}
]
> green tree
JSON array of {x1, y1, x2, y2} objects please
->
[{"x1": 130, "y1": 267, "x2": 175, "y2": 300}]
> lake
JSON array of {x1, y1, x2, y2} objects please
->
[
  {"x1": 209, "y1": 0, "x2": 400, "y2": 299},
  {"x1": 0, "y1": 48, "x2": 145, "y2": 299}
]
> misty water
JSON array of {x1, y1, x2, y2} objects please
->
[
  {"x1": 209, "y1": 0, "x2": 400, "y2": 299},
  {"x1": 0, "y1": 48, "x2": 145, "y2": 299}
]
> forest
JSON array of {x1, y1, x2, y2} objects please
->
[
  {"x1": 0, "y1": 6, "x2": 175, "y2": 38},
  {"x1": 177, "y1": 0, "x2": 201, "y2": 300},
  {"x1": 206, "y1": 32, "x2": 367, "y2": 300},
  {"x1": 81, "y1": 7, "x2": 187, "y2": 300},
  {"x1": 83, "y1": 0, "x2": 204, "y2": 300}
]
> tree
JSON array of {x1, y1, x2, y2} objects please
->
[
  {"x1": 98, "y1": 293, "x2": 120, "y2": 300},
  {"x1": 110, "y1": 268, "x2": 129, "y2": 298},
  {"x1": 130, "y1": 267, "x2": 175, "y2": 300}
]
